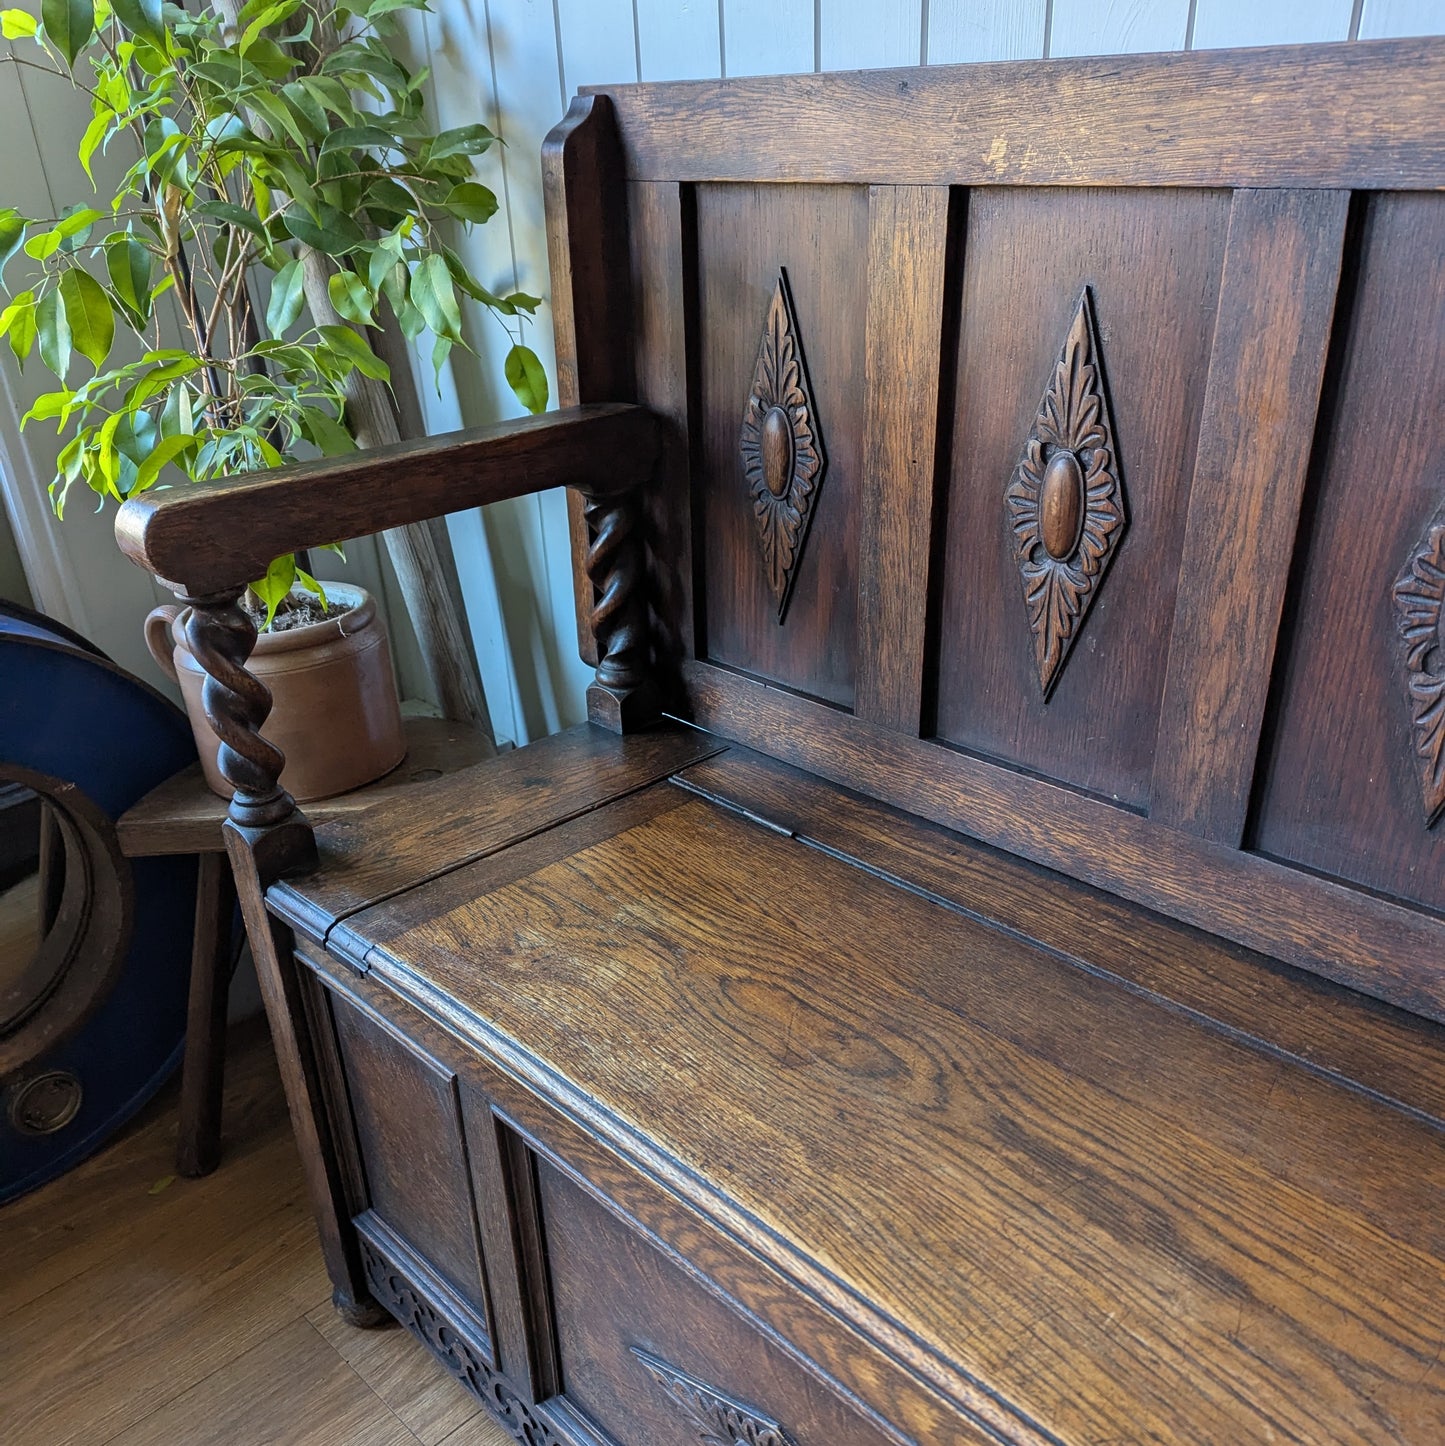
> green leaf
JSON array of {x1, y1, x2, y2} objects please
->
[
  {"x1": 22, "y1": 388, "x2": 73, "y2": 424},
  {"x1": 283, "y1": 205, "x2": 365, "y2": 256},
  {"x1": 250, "y1": 553, "x2": 296, "y2": 629},
  {"x1": 1, "y1": 9, "x2": 38, "y2": 38},
  {"x1": 409, "y1": 253, "x2": 460, "y2": 342},
  {"x1": 504, "y1": 291, "x2": 542, "y2": 315},
  {"x1": 6, "y1": 294, "x2": 36, "y2": 366},
  {"x1": 430, "y1": 332, "x2": 451, "y2": 386},
  {"x1": 327, "y1": 269, "x2": 375, "y2": 326},
  {"x1": 244, "y1": 89, "x2": 311, "y2": 151},
  {"x1": 426, "y1": 124, "x2": 495, "y2": 162},
  {"x1": 442, "y1": 182, "x2": 497, "y2": 226},
  {"x1": 294, "y1": 567, "x2": 327, "y2": 610},
  {"x1": 238, "y1": 0, "x2": 296, "y2": 57},
  {"x1": 111, "y1": 0, "x2": 162, "y2": 46},
  {"x1": 78, "y1": 110, "x2": 112, "y2": 184},
  {"x1": 318, "y1": 124, "x2": 395, "y2": 157},
  {"x1": 280, "y1": 81, "x2": 328, "y2": 140},
  {"x1": 56, "y1": 206, "x2": 102, "y2": 252},
  {"x1": 25, "y1": 230, "x2": 62, "y2": 262},
  {"x1": 59, "y1": 269, "x2": 113, "y2": 368},
  {"x1": 298, "y1": 405, "x2": 355, "y2": 456},
  {"x1": 193, "y1": 199, "x2": 267, "y2": 239},
  {"x1": 105, "y1": 235, "x2": 152, "y2": 323},
  {"x1": 41, "y1": 0, "x2": 94, "y2": 65},
  {"x1": 0, "y1": 291, "x2": 34, "y2": 339},
  {"x1": 35, "y1": 288, "x2": 72, "y2": 378},
  {"x1": 504, "y1": 343, "x2": 547, "y2": 415},
  {"x1": 0, "y1": 209, "x2": 26, "y2": 274},
  {"x1": 316, "y1": 324, "x2": 389, "y2": 381},
  {"x1": 265, "y1": 257, "x2": 305, "y2": 337},
  {"x1": 132, "y1": 431, "x2": 196, "y2": 493}
]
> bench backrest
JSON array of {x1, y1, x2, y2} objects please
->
[{"x1": 544, "y1": 38, "x2": 1445, "y2": 1023}]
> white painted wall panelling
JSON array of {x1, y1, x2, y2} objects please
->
[
  {"x1": 822, "y1": 0, "x2": 922, "y2": 68},
  {"x1": 1191, "y1": 0, "x2": 1356, "y2": 48},
  {"x1": 1359, "y1": 0, "x2": 1445, "y2": 38},
  {"x1": 927, "y1": 0, "x2": 1047, "y2": 61},
  {"x1": 637, "y1": 0, "x2": 723, "y2": 78},
  {"x1": 723, "y1": 0, "x2": 816, "y2": 75},
  {"x1": 1049, "y1": 0, "x2": 1190, "y2": 56}
]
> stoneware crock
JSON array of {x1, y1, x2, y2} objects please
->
[{"x1": 144, "y1": 582, "x2": 406, "y2": 802}]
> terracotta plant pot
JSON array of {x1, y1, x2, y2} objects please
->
[{"x1": 145, "y1": 583, "x2": 406, "y2": 803}]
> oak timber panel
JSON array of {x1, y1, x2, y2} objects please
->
[
  {"x1": 695, "y1": 183, "x2": 867, "y2": 708},
  {"x1": 329, "y1": 992, "x2": 493, "y2": 1333},
  {"x1": 362, "y1": 795, "x2": 1445, "y2": 1445},
  {"x1": 537, "y1": 1160, "x2": 903, "y2": 1446},
  {"x1": 932, "y1": 186, "x2": 1231, "y2": 807},
  {"x1": 591, "y1": 39, "x2": 1445, "y2": 189},
  {"x1": 1253, "y1": 192, "x2": 1445, "y2": 914},
  {"x1": 673, "y1": 748, "x2": 1445, "y2": 1125}
]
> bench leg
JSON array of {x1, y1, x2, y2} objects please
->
[
  {"x1": 225, "y1": 825, "x2": 385, "y2": 1326},
  {"x1": 176, "y1": 852, "x2": 237, "y2": 1178}
]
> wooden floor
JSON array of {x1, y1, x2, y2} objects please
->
[{"x1": 1, "y1": 1021, "x2": 512, "y2": 1446}]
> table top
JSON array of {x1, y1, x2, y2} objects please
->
[{"x1": 117, "y1": 716, "x2": 497, "y2": 858}]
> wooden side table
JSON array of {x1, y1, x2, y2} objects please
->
[{"x1": 116, "y1": 716, "x2": 495, "y2": 1177}]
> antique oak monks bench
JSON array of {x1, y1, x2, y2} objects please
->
[{"x1": 116, "y1": 38, "x2": 1445, "y2": 1446}]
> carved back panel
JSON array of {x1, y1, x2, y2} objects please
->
[{"x1": 545, "y1": 38, "x2": 1445, "y2": 1022}]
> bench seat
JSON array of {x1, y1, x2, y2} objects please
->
[{"x1": 269, "y1": 726, "x2": 1445, "y2": 1446}]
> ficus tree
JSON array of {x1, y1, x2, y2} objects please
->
[{"x1": 0, "y1": 0, "x2": 546, "y2": 625}]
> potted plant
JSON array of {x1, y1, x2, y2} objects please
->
[{"x1": 0, "y1": 0, "x2": 547, "y2": 799}]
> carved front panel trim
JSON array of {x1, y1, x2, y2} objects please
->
[
  {"x1": 1392, "y1": 503, "x2": 1445, "y2": 827},
  {"x1": 1006, "y1": 287, "x2": 1127, "y2": 699},
  {"x1": 739, "y1": 269, "x2": 827, "y2": 623},
  {"x1": 632, "y1": 1346, "x2": 799, "y2": 1446},
  {"x1": 359, "y1": 1232, "x2": 565, "y2": 1446}
]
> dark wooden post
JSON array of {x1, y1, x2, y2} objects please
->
[
  {"x1": 181, "y1": 587, "x2": 381, "y2": 1324},
  {"x1": 577, "y1": 481, "x2": 658, "y2": 732}
]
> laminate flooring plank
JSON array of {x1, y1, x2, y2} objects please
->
[
  {"x1": 308, "y1": 1303, "x2": 481, "y2": 1445},
  {"x1": 104, "y1": 1317, "x2": 417, "y2": 1446}
]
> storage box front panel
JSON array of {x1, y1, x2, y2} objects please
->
[
  {"x1": 536, "y1": 1157, "x2": 903, "y2": 1446},
  {"x1": 330, "y1": 991, "x2": 493, "y2": 1330}
]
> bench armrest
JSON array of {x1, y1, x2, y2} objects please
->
[
  {"x1": 115, "y1": 403, "x2": 658, "y2": 594},
  {"x1": 118, "y1": 401, "x2": 662, "y2": 856}
]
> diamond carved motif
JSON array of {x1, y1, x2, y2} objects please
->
[
  {"x1": 632, "y1": 1346, "x2": 798, "y2": 1446},
  {"x1": 1392, "y1": 502, "x2": 1445, "y2": 827},
  {"x1": 739, "y1": 269, "x2": 826, "y2": 623},
  {"x1": 1005, "y1": 287, "x2": 1127, "y2": 699}
]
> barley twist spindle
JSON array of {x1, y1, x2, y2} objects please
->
[{"x1": 180, "y1": 589, "x2": 297, "y2": 831}]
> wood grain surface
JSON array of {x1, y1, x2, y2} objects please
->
[
  {"x1": 1252, "y1": 190, "x2": 1445, "y2": 913},
  {"x1": 355, "y1": 788, "x2": 1445, "y2": 1446},
  {"x1": 591, "y1": 37, "x2": 1445, "y2": 187},
  {"x1": 265, "y1": 723, "x2": 723, "y2": 950},
  {"x1": 932, "y1": 184, "x2": 1231, "y2": 808},
  {"x1": 118, "y1": 718, "x2": 497, "y2": 858},
  {"x1": 694, "y1": 183, "x2": 867, "y2": 708},
  {"x1": 674, "y1": 747, "x2": 1445, "y2": 1124},
  {"x1": 1152, "y1": 188, "x2": 1350, "y2": 843},
  {"x1": 115, "y1": 405, "x2": 658, "y2": 594},
  {"x1": 681, "y1": 659, "x2": 1445, "y2": 1019}
]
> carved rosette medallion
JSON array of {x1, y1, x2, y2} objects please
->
[
  {"x1": 1392, "y1": 503, "x2": 1445, "y2": 827},
  {"x1": 1005, "y1": 288, "x2": 1126, "y2": 699},
  {"x1": 739, "y1": 269, "x2": 826, "y2": 623},
  {"x1": 632, "y1": 1346, "x2": 798, "y2": 1446}
]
